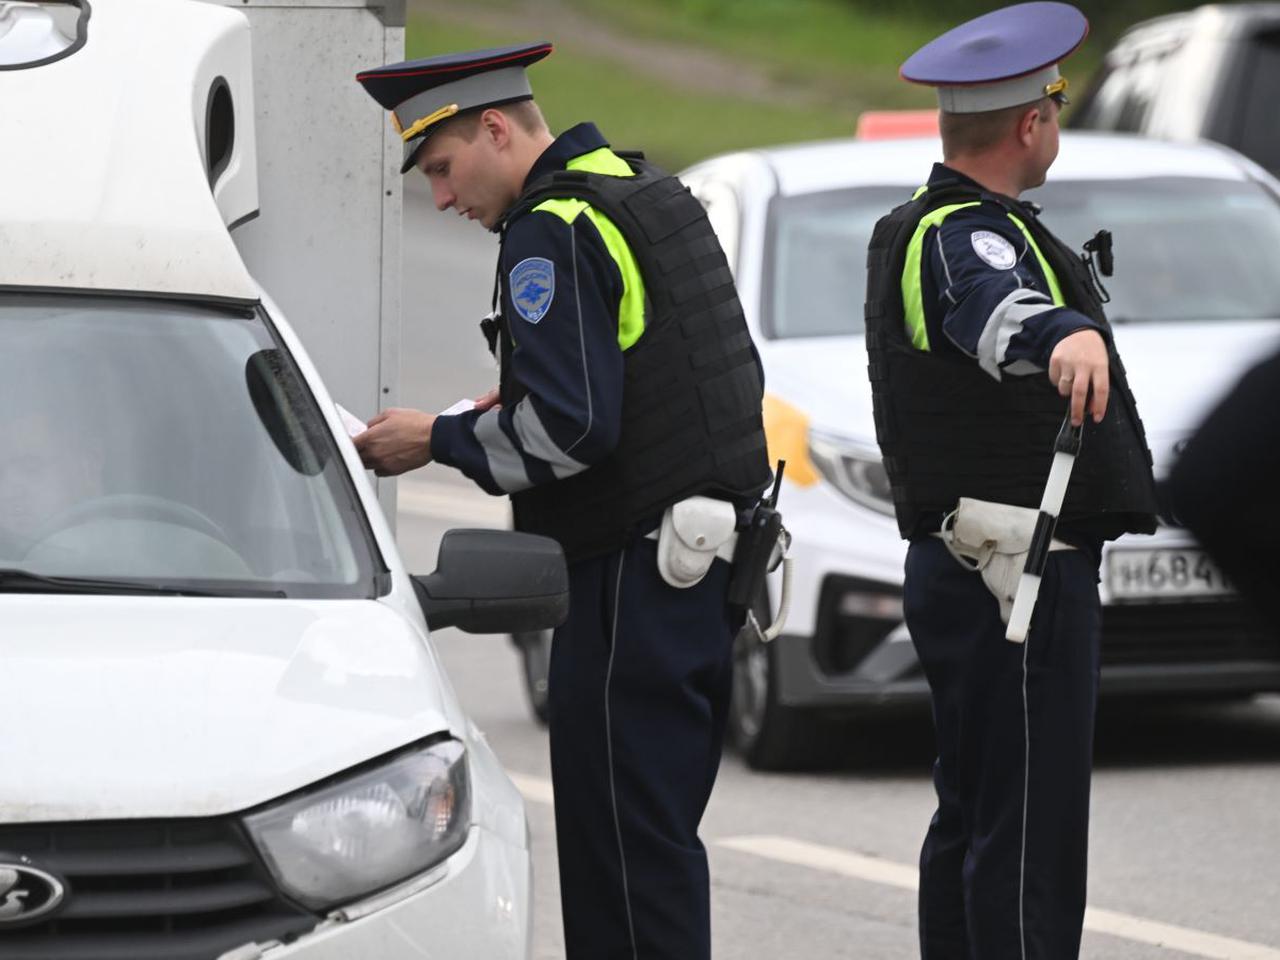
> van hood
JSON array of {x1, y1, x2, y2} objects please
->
[
  {"x1": 0, "y1": 595, "x2": 454, "y2": 821},
  {"x1": 762, "y1": 320, "x2": 1280, "y2": 476}
]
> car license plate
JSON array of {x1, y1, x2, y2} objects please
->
[{"x1": 1106, "y1": 548, "x2": 1234, "y2": 602}]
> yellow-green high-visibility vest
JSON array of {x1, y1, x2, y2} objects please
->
[
  {"x1": 900, "y1": 188, "x2": 1066, "y2": 351},
  {"x1": 530, "y1": 147, "x2": 647, "y2": 351}
]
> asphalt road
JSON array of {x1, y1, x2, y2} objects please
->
[{"x1": 394, "y1": 178, "x2": 1280, "y2": 960}]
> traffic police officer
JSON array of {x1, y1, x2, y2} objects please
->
[
  {"x1": 864, "y1": 4, "x2": 1159, "y2": 957},
  {"x1": 354, "y1": 43, "x2": 771, "y2": 959}
]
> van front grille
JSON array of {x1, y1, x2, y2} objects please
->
[{"x1": 0, "y1": 818, "x2": 316, "y2": 960}]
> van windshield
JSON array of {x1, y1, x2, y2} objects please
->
[
  {"x1": 763, "y1": 176, "x2": 1280, "y2": 338},
  {"x1": 0, "y1": 294, "x2": 382, "y2": 598}
]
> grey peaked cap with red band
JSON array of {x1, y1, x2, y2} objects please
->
[{"x1": 356, "y1": 42, "x2": 553, "y2": 173}]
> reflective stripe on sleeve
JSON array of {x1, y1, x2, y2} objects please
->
[
  {"x1": 474, "y1": 408, "x2": 534, "y2": 493},
  {"x1": 512, "y1": 399, "x2": 589, "y2": 480},
  {"x1": 976, "y1": 289, "x2": 1057, "y2": 380}
]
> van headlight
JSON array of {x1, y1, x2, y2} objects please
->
[
  {"x1": 808, "y1": 432, "x2": 896, "y2": 516},
  {"x1": 244, "y1": 739, "x2": 470, "y2": 910}
]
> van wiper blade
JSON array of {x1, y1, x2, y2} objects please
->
[{"x1": 0, "y1": 568, "x2": 286, "y2": 598}]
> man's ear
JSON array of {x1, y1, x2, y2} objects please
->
[
  {"x1": 480, "y1": 107, "x2": 512, "y2": 149},
  {"x1": 1016, "y1": 105, "x2": 1040, "y2": 148},
  {"x1": 1018, "y1": 103, "x2": 1049, "y2": 147}
]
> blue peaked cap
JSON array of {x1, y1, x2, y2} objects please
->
[
  {"x1": 356, "y1": 42, "x2": 553, "y2": 173},
  {"x1": 901, "y1": 2, "x2": 1087, "y2": 113}
]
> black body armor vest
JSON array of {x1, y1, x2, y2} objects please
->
[
  {"x1": 491, "y1": 156, "x2": 771, "y2": 563},
  {"x1": 864, "y1": 183, "x2": 1159, "y2": 541}
]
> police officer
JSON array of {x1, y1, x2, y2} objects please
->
[
  {"x1": 354, "y1": 44, "x2": 771, "y2": 959},
  {"x1": 864, "y1": 4, "x2": 1159, "y2": 957}
]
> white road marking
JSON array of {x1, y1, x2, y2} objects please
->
[
  {"x1": 396, "y1": 479, "x2": 510, "y2": 527},
  {"x1": 507, "y1": 773, "x2": 1280, "y2": 958},
  {"x1": 719, "y1": 835, "x2": 1280, "y2": 960},
  {"x1": 1082, "y1": 908, "x2": 1280, "y2": 960},
  {"x1": 717, "y1": 834, "x2": 917, "y2": 891}
]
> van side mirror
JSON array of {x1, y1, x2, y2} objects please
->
[{"x1": 412, "y1": 529, "x2": 569, "y2": 635}]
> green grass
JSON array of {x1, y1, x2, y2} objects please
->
[
  {"x1": 565, "y1": 0, "x2": 1101, "y2": 107},
  {"x1": 407, "y1": 14, "x2": 868, "y2": 171},
  {"x1": 404, "y1": 3, "x2": 1099, "y2": 170},
  {"x1": 564, "y1": 0, "x2": 944, "y2": 107}
]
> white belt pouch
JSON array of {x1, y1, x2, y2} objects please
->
[
  {"x1": 651, "y1": 495, "x2": 738, "y2": 589},
  {"x1": 936, "y1": 497, "x2": 1074, "y2": 624}
]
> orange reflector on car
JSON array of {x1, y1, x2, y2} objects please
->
[
  {"x1": 763, "y1": 394, "x2": 819, "y2": 487},
  {"x1": 855, "y1": 110, "x2": 940, "y2": 140}
]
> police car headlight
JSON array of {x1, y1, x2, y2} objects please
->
[
  {"x1": 244, "y1": 739, "x2": 470, "y2": 910},
  {"x1": 808, "y1": 432, "x2": 896, "y2": 516}
]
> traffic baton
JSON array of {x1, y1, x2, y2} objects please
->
[{"x1": 1005, "y1": 409, "x2": 1084, "y2": 642}]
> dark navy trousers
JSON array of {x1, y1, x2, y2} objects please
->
[
  {"x1": 904, "y1": 537, "x2": 1102, "y2": 960},
  {"x1": 547, "y1": 534, "x2": 735, "y2": 960}
]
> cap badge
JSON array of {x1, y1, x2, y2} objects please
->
[
  {"x1": 401, "y1": 103, "x2": 460, "y2": 142},
  {"x1": 1044, "y1": 75, "x2": 1070, "y2": 104}
]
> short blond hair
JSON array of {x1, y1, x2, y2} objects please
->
[
  {"x1": 444, "y1": 99, "x2": 548, "y2": 141},
  {"x1": 940, "y1": 98, "x2": 1051, "y2": 160}
]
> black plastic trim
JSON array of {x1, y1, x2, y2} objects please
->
[
  {"x1": 0, "y1": 285, "x2": 259, "y2": 313},
  {"x1": 810, "y1": 574, "x2": 905, "y2": 677},
  {"x1": 0, "y1": 815, "x2": 317, "y2": 960},
  {"x1": 227, "y1": 208, "x2": 260, "y2": 232},
  {"x1": 0, "y1": 0, "x2": 91, "y2": 71},
  {"x1": 205, "y1": 77, "x2": 235, "y2": 189}
]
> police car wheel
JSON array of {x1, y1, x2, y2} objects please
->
[
  {"x1": 513, "y1": 629, "x2": 551, "y2": 726},
  {"x1": 729, "y1": 602, "x2": 829, "y2": 770}
]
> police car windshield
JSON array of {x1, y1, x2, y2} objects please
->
[
  {"x1": 763, "y1": 187, "x2": 904, "y2": 339},
  {"x1": 764, "y1": 176, "x2": 1280, "y2": 338},
  {"x1": 1024, "y1": 176, "x2": 1280, "y2": 324},
  {"x1": 0, "y1": 294, "x2": 383, "y2": 598}
]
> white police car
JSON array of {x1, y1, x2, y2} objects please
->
[
  {"x1": 680, "y1": 132, "x2": 1280, "y2": 769},
  {"x1": 0, "y1": 1, "x2": 556, "y2": 956}
]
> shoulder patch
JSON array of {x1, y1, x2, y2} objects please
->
[
  {"x1": 509, "y1": 256, "x2": 556, "y2": 324},
  {"x1": 970, "y1": 230, "x2": 1017, "y2": 270}
]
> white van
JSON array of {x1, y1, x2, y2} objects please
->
[{"x1": 0, "y1": 2, "x2": 558, "y2": 957}]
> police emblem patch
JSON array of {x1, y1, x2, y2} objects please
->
[
  {"x1": 971, "y1": 230, "x2": 1017, "y2": 270},
  {"x1": 510, "y1": 257, "x2": 556, "y2": 324}
]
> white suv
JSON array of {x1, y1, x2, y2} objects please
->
[{"x1": 679, "y1": 132, "x2": 1280, "y2": 769}]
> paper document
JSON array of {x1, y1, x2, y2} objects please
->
[
  {"x1": 335, "y1": 404, "x2": 367, "y2": 438},
  {"x1": 336, "y1": 400, "x2": 475, "y2": 439},
  {"x1": 439, "y1": 398, "x2": 477, "y2": 417}
]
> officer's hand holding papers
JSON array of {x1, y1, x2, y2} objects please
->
[
  {"x1": 471, "y1": 387, "x2": 501, "y2": 413},
  {"x1": 335, "y1": 403, "x2": 369, "y2": 439},
  {"x1": 351, "y1": 397, "x2": 482, "y2": 476}
]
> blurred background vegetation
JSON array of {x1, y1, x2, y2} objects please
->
[{"x1": 406, "y1": 0, "x2": 1209, "y2": 170}]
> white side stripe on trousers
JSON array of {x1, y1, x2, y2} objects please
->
[{"x1": 605, "y1": 552, "x2": 639, "y2": 960}]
